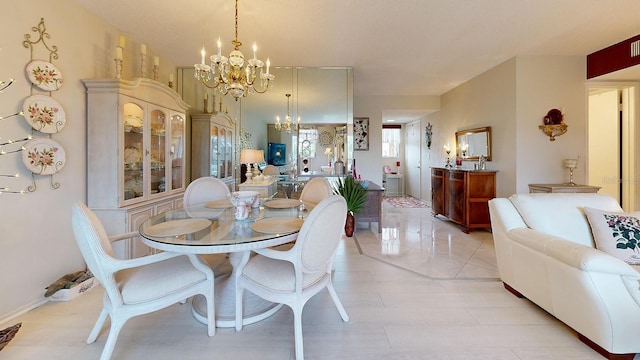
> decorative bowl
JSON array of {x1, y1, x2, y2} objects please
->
[{"x1": 229, "y1": 191, "x2": 260, "y2": 207}]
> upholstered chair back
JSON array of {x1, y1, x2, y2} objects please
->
[
  {"x1": 300, "y1": 177, "x2": 333, "y2": 206},
  {"x1": 183, "y1": 177, "x2": 230, "y2": 207}
]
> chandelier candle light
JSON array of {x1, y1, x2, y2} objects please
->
[
  {"x1": 194, "y1": 0, "x2": 274, "y2": 100},
  {"x1": 276, "y1": 93, "x2": 300, "y2": 133}
]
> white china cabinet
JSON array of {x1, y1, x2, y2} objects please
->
[
  {"x1": 191, "y1": 112, "x2": 236, "y2": 190},
  {"x1": 83, "y1": 78, "x2": 188, "y2": 259}
]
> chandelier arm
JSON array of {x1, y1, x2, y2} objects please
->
[
  {"x1": 248, "y1": 78, "x2": 273, "y2": 94},
  {"x1": 199, "y1": 77, "x2": 223, "y2": 90}
]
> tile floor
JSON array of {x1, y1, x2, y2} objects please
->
[{"x1": 1, "y1": 200, "x2": 633, "y2": 359}]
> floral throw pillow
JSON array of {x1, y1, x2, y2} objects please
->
[{"x1": 584, "y1": 207, "x2": 640, "y2": 265}]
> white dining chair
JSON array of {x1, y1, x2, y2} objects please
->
[
  {"x1": 299, "y1": 177, "x2": 333, "y2": 210},
  {"x1": 71, "y1": 202, "x2": 215, "y2": 360},
  {"x1": 183, "y1": 176, "x2": 232, "y2": 274},
  {"x1": 262, "y1": 164, "x2": 280, "y2": 176},
  {"x1": 235, "y1": 195, "x2": 350, "y2": 360},
  {"x1": 183, "y1": 176, "x2": 230, "y2": 206}
]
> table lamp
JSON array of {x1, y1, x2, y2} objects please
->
[
  {"x1": 240, "y1": 149, "x2": 261, "y2": 183},
  {"x1": 324, "y1": 147, "x2": 333, "y2": 166},
  {"x1": 253, "y1": 150, "x2": 265, "y2": 179}
]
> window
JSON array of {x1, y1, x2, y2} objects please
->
[
  {"x1": 298, "y1": 128, "x2": 317, "y2": 158},
  {"x1": 382, "y1": 127, "x2": 401, "y2": 158}
]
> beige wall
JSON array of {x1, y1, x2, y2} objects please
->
[
  {"x1": 0, "y1": 0, "x2": 180, "y2": 322},
  {"x1": 514, "y1": 56, "x2": 587, "y2": 194},
  {"x1": 423, "y1": 56, "x2": 586, "y2": 199}
]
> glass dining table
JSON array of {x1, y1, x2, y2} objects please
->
[{"x1": 138, "y1": 199, "x2": 308, "y2": 327}]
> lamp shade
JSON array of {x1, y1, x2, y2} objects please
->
[
  {"x1": 256, "y1": 150, "x2": 265, "y2": 163},
  {"x1": 324, "y1": 147, "x2": 332, "y2": 155},
  {"x1": 239, "y1": 149, "x2": 264, "y2": 164}
]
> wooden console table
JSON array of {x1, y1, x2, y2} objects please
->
[{"x1": 528, "y1": 183, "x2": 601, "y2": 193}]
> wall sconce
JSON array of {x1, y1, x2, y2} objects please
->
[{"x1": 538, "y1": 108, "x2": 567, "y2": 141}]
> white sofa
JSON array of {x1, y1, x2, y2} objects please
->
[{"x1": 488, "y1": 193, "x2": 640, "y2": 360}]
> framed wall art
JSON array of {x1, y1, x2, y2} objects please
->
[{"x1": 354, "y1": 117, "x2": 369, "y2": 151}]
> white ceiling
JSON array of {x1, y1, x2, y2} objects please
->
[{"x1": 75, "y1": 0, "x2": 640, "y2": 122}]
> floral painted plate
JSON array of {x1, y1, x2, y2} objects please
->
[
  {"x1": 22, "y1": 95, "x2": 66, "y2": 133},
  {"x1": 25, "y1": 60, "x2": 63, "y2": 91},
  {"x1": 22, "y1": 138, "x2": 66, "y2": 175}
]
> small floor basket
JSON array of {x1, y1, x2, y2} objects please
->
[{"x1": 0, "y1": 322, "x2": 21, "y2": 351}]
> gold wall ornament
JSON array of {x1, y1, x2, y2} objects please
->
[
  {"x1": 539, "y1": 123, "x2": 568, "y2": 141},
  {"x1": 539, "y1": 108, "x2": 567, "y2": 141}
]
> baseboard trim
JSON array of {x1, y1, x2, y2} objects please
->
[{"x1": 0, "y1": 298, "x2": 48, "y2": 327}]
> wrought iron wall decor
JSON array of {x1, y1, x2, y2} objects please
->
[
  {"x1": 19, "y1": 17, "x2": 65, "y2": 191},
  {"x1": 425, "y1": 122, "x2": 433, "y2": 149}
]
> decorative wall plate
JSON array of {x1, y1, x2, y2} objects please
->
[
  {"x1": 318, "y1": 129, "x2": 333, "y2": 146},
  {"x1": 25, "y1": 60, "x2": 63, "y2": 91},
  {"x1": 22, "y1": 95, "x2": 66, "y2": 133},
  {"x1": 22, "y1": 138, "x2": 66, "y2": 175}
]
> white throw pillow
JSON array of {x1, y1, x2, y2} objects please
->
[{"x1": 584, "y1": 207, "x2": 640, "y2": 265}]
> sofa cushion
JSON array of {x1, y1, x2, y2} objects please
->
[
  {"x1": 509, "y1": 193, "x2": 622, "y2": 247},
  {"x1": 584, "y1": 207, "x2": 640, "y2": 266}
]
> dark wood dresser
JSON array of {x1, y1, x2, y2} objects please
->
[{"x1": 431, "y1": 167, "x2": 497, "y2": 233}]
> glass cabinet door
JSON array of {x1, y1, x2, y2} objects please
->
[
  {"x1": 225, "y1": 130, "x2": 233, "y2": 178},
  {"x1": 170, "y1": 114, "x2": 184, "y2": 190},
  {"x1": 150, "y1": 109, "x2": 167, "y2": 197},
  {"x1": 219, "y1": 128, "x2": 226, "y2": 178},
  {"x1": 210, "y1": 125, "x2": 218, "y2": 177},
  {"x1": 123, "y1": 102, "x2": 144, "y2": 202}
]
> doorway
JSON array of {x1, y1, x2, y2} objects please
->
[
  {"x1": 405, "y1": 120, "x2": 421, "y2": 198},
  {"x1": 587, "y1": 83, "x2": 638, "y2": 211}
]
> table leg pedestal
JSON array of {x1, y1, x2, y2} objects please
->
[{"x1": 191, "y1": 251, "x2": 283, "y2": 328}]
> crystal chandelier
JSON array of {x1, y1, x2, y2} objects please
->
[
  {"x1": 275, "y1": 93, "x2": 300, "y2": 133},
  {"x1": 194, "y1": 0, "x2": 274, "y2": 100}
]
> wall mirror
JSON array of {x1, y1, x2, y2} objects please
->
[
  {"x1": 178, "y1": 66, "x2": 353, "y2": 178},
  {"x1": 455, "y1": 126, "x2": 491, "y2": 161}
]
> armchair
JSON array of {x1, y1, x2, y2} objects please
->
[{"x1": 71, "y1": 202, "x2": 215, "y2": 360}]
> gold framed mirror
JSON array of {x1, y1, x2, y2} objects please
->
[{"x1": 455, "y1": 126, "x2": 491, "y2": 161}]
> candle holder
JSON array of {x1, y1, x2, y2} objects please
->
[
  {"x1": 168, "y1": 81, "x2": 174, "y2": 89},
  {"x1": 114, "y1": 58, "x2": 122, "y2": 79},
  {"x1": 140, "y1": 53, "x2": 147, "y2": 78},
  {"x1": 564, "y1": 158, "x2": 578, "y2": 186},
  {"x1": 445, "y1": 149, "x2": 453, "y2": 168},
  {"x1": 153, "y1": 65, "x2": 159, "y2": 81}
]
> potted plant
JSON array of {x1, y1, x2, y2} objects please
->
[{"x1": 333, "y1": 176, "x2": 367, "y2": 237}]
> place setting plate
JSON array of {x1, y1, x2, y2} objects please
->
[
  {"x1": 205, "y1": 199, "x2": 233, "y2": 209},
  {"x1": 251, "y1": 217, "x2": 304, "y2": 234},
  {"x1": 264, "y1": 199, "x2": 302, "y2": 209},
  {"x1": 144, "y1": 219, "x2": 212, "y2": 237}
]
